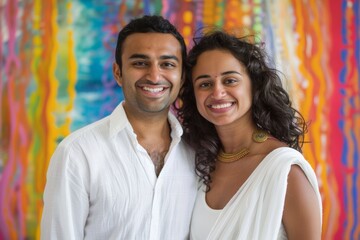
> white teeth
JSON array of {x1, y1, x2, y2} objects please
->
[
  {"x1": 211, "y1": 103, "x2": 232, "y2": 109},
  {"x1": 143, "y1": 86, "x2": 164, "y2": 93}
]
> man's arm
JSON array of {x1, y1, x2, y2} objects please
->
[{"x1": 41, "y1": 143, "x2": 89, "y2": 239}]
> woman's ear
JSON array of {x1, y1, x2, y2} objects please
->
[{"x1": 113, "y1": 62, "x2": 122, "y2": 86}]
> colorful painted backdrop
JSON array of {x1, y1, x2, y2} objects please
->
[{"x1": 1, "y1": 0, "x2": 359, "y2": 239}]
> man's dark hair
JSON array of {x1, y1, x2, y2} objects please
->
[{"x1": 115, "y1": 15, "x2": 186, "y2": 76}]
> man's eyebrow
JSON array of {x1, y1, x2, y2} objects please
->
[
  {"x1": 160, "y1": 55, "x2": 180, "y2": 62},
  {"x1": 128, "y1": 54, "x2": 179, "y2": 62},
  {"x1": 194, "y1": 71, "x2": 242, "y2": 81},
  {"x1": 129, "y1": 54, "x2": 149, "y2": 59}
]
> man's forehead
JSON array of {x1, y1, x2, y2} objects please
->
[{"x1": 121, "y1": 33, "x2": 182, "y2": 59}]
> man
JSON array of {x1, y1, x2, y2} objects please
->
[{"x1": 41, "y1": 15, "x2": 197, "y2": 239}]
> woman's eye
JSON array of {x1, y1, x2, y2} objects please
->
[
  {"x1": 224, "y1": 78, "x2": 238, "y2": 84},
  {"x1": 199, "y1": 82, "x2": 211, "y2": 88}
]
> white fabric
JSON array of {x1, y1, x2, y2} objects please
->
[
  {"x1": 190, "y1": 187, "x2": 220, "y2": 240},
  {"x1": 41, "y1": 102, "x2": 198, "y2": 240},
  {"x1": 190, "y1": 190, "x2": 288, "y2": 240},
  {"x1": 190, "y1": 147, "x2": 322, "y2": 240}
]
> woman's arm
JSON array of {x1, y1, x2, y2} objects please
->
[{"x1": 282, "y1": 165, "x2": 322, "y2": 240}]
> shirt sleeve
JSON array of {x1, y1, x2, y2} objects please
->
[{"x1": 41, "y1": 141, "x2": 89, "y2": 239}]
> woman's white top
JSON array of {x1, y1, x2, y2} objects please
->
[
  {"x1": 190, "y1": 147, "x2": 322, "y2": 240},
  {"x1": 190, "y1": 187, "x2": 287, "y2": 240}
]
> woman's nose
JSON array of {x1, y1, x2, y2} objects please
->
[{"x1": 211, "y1": 83, "x2": 226, "y2": 99}]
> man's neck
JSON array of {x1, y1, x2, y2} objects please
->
[
  {"x1": 127, "y1": 113, "x2": 170, "y2": 138},
  {"x1": 124, "y1": 108, "x2": 172, "y2": 176}
]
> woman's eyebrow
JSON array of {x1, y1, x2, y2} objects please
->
[
  {"x1": 194, "y1": 71, "x2": 242, "y2": 82},
  {"x1": 221, "y1": 70, "x2": 242, "y2": 76},
  {"x1": 194, "y1": 74, "x2": 211, "y2": 81}
]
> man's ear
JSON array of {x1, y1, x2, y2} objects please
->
[{"x1": 113, "y1": 62, "x2": 122, "y2": 86}]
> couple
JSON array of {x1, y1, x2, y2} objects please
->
[{"x1": 41, "y1": 15, "x2": 322, "y2": 239}]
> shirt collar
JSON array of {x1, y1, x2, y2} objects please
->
[
  {"x1": 109, "y1": 102, "x2": 131, "y2": 138},
  {"x1": 109, "y1": 102, "x2": 183, "y2": 139},
  {"x1": 168, "y1": 108, "x2": 183, "y2": 140}
]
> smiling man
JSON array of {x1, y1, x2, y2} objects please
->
[{"x1": 41, "y1": 15, "x2": 197, "y2": 240}]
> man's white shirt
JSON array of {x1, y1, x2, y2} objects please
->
[{"x1": 41, "y1": 102, "x2": 198, "y2": 240}]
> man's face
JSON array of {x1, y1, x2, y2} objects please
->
[{"x1": 113, "y1": 33, "x2": 182, "y2": 118}]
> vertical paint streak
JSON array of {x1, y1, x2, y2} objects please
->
[
  {"x1": 291, "y1": 1, "x2": 335, "y2": 238},
  {"x1": 17, "y1": 1, "x2": 34, "y2": 238},
  {"x1": 117, "y1": 1, "x2": 127, "y2": 28},
  {"x1": 65, "y1": 2, "x2": 77, "y2": 138},
  {"x1": 224, "y1": 0, "x2": 245, "y2": 31},
  {"x1": 203, "y1": 0, "x2": 216, "y2": 26},
  {"x1": 100, "y1": 2, "x2": 115, "y2": 116},
  {"x1": 1, "y1": 1, "x2": 19, "y2": 239},
  {"x1": 0, "y1": 1, "x2": 3, "y2": 138},
  {"x1": 177, "y1": 1, "x2": 193, "y2": 47},
  {"x1": 307, "y1": 0, "x2": 326, "y2": 170},
  {"x1": 354, "y1": 3, "x2": 360, "y2": 239},
  {"x1": 153, "y1": 0, "x2": 162, "y2": 15},
  {"x1": 307, "y1": 3, "x2": 335, "y2": 238},
  {"x1": 327, "y1": 0, "x2": 346, "y2": 239},
  {"x1": 28, "y1": 2, "x2": 44, "y2": 239},
  {"x1": 267, "y1": 1, "x2": 299, "y2": 94},
  {"x1": 143, "y1": 0, "x2": 150, "y2": 15},
  {"x1": 214, "y1": 0, "x2": 224, "y2": 27},
  {"x1": 194, "y1": 0, "x2": 204, "y2": 33},
  {"x1": 343, "y1": 1, "x2": 360, "y2": 239},
  {"x1": 161, "y1": 0, "x2": 169, "y2": 17},
  {"x1": 36, "y1": 0, "x2": 58, "y2": 193},
  {"x1": 28, "y1": 2, "x2": 59, "y2": 239},
  {"x1": 63, "y1": 2, "x2": 77, "y2": 136},
  {"x1": 252, "y1": 0, "x2": 262, "y2": 34},
  {"x1": 335, "y1": 1, "x2": 349, "y2": 234},
  {"x1": 0, "y1": 0, "x2": 6, "y2": 207},
  {"x1": 29, "y1": 0, "x2": 42, "y2": 199}
]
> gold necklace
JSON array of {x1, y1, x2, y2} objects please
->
[
  {"x1": 217, "y1": 129, "x2": 269, "y2": 163},
  {"x1": 217, "y1": 148, "x2": 250, "y2": 163}
]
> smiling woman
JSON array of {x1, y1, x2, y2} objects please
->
[
  {"x1": 192, "y1": 49, "x2": 252, "y2": 125},
  {"x1": 176, "y1": 30, "x2": 322, "y2": 240}
]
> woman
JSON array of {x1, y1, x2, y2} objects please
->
[{"x1": 176, "y1": 31, "x2": 322, "y2": 239}]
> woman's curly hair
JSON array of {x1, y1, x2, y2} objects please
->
[{"x1": 174, "y1": 30, "x2": 308, "y2": 190}]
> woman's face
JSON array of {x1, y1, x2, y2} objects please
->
[{"x1": 192, "y1": 49, "x2": 253, "y2": 127}]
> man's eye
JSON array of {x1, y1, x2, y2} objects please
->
[
  {"x1": 132, "y1": 61, "x2": 148, "y2": 67},
  {"x1": 162, "y1": 62, "x2": 176, "y2": 68}
]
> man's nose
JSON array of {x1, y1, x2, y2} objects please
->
[{"x1": 146, "y1": 65, "x2": 161, "y2": 83}]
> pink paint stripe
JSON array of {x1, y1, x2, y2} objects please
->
[
  {"x1": 161, "y1": 0, "x2": 169, "y2": 16},
  {"x1": 0, "y1": 0, "x2": 21, "y2": 238}
]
